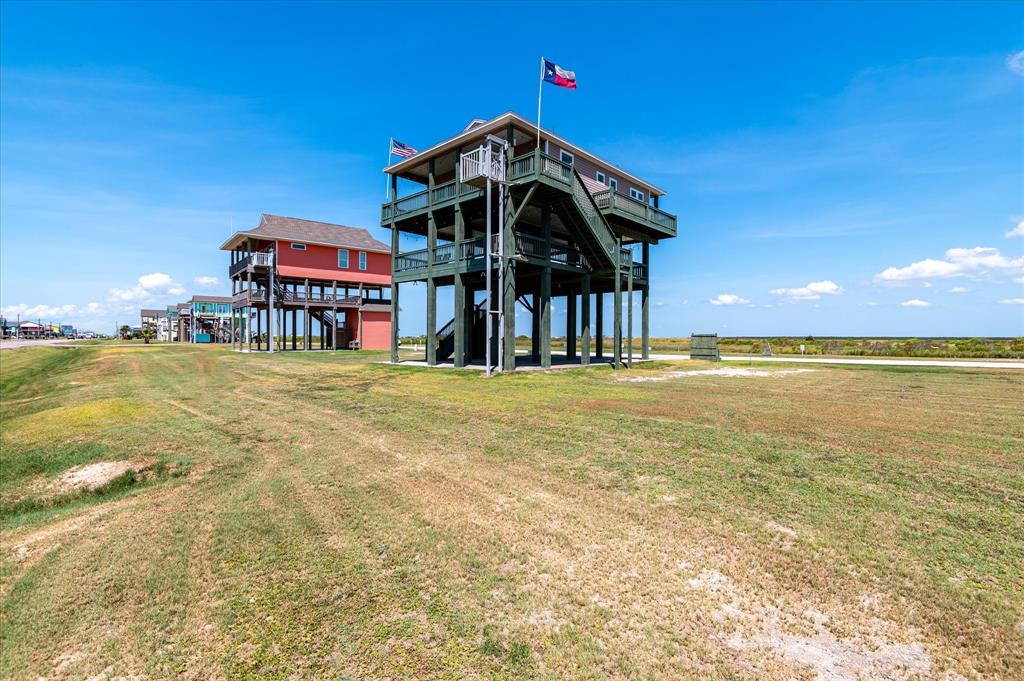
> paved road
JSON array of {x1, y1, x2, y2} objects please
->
[
  {"x1": 647, "y1": 353, "x2": 1024, "y2": 370},
  {"x1": 0, "y1": 338, "x2": 74, "y2": 350}
]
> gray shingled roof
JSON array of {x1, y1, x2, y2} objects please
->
[
  {"x1": 221, "y1": 214, "x2": 389, "y2": 253},
  {"x1": 140, "y1": 309, "x2": 166, "y2": 318},
  {"x1": 190, "y1": 295, "x2": 232, "y2": 303}
]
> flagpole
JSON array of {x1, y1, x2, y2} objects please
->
[
  {"x1": 536, "y1": 56, "x2": 544, "y2": 149},
  {"x1": 385, "y1": 137, "x2": 393, "y2": 200}
]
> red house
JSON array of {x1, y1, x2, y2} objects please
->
[{"x1": 221, "y1": 214, "x2": 392, "y2": 351}]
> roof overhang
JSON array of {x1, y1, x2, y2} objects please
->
[
  {"x1": 383, "y1": 111, "x2": 666, "y2": 196},
  {"x1": 219, "y1": 231, "x2": 390, "y2": 254}
]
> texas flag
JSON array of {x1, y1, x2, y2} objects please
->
[{"x1": 543, "y1": 59, "x2": 577, "y2": 89}]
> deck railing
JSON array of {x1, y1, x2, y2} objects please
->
[
  {"x1": 593, "y1": 190, "x2": 677, "y2": 234},
  {"x1": 460, "y1": 146, "x2": 505, "y2": 183},
  {"x1": 229, "y1": 251, "x2": 274, "y2": 277},
  {"x1": 431, "y1": 180, "x2": 457, "y2": 203},
  {"x1": 432, "y1": 242, "x2": 456, "y2": 264}
]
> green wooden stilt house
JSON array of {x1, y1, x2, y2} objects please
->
[{"x1": 382, "y1": 112, "x2": 678, "y2": 372}]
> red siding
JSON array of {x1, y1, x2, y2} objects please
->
[
  {"x1": 276, "y1": 241, "x2": 391, "y2": 285},
  {"x1": 360, "y1": 311, "x2": 391, "y2": 350},
  {"x1": 340, "y1": 308, "x2": 391, "y2": 350}
]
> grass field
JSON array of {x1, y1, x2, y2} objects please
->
[{"x1": 1, "y1": 344, "x2": 1022, "y2": 679}]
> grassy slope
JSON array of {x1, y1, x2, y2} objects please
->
[{"x1": 1, "y1": 345, "x2": 1021, "y2": 679}]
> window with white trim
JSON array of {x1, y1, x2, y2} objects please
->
[
  {"x1": 290, "y1": 243, "x2": 306, "y2": 251},
  {"x1": 358, "y1": 251, "x2": 367, "y2": 270},
  {"x1": 609, "y1": 178, "x2": 618, "y2": 191},
  {"x1": 560, "y1": 150, "x2": 574, "y2": 165},
  {"x1": 338, "y1": 249, "x2": 349, "y2": 268},
  {"x1": 629, "y1": 187, "x2": 644, "y2": 202},
  {"x1": 596, "y1": 171, "x2": 606, "y2": 184}
]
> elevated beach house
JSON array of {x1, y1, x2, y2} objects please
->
[
  {"x1": 382, "y1": 112, "x2": 678, "y2": 372},
  {"x1": 221, "y1": 214, "x2": 392, "y2": 351}
]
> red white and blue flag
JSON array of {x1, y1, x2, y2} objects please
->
[
  {"x1": 390, "y1": 139, "x2": 417, "y2": 158},
  {"x1": 543, "y1": 59, "x2": 577, "y2": 89}
]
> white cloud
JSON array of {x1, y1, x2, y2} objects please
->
[
  {"x1": 866, "y1": 301, "x2": 880, "y2": 307},
  {"x1": 1, "y1": 302, "x2": 105, "y2": 320},
  {"x1": 949, "y1": 286, "x2": 968, "y2": 293},
  {"x1": 875, "y1": 246, "x2": 1024, "y2": 282},
  {"x1": 999, "y1": 298, "x2": 1024, "y2": 305},
  {"x1": 922, "y1": 281, "x2": 932, "y2": 288},
  {"x1": 1006, "y1": 217, "x2": 1024, "y2": 238},
  {"x1": 901, "y1": 299, "x2": 931, "y2": 308},
  {"x1": 709, "y1": 293, "x2": 750, "y2": 306},
  {"x1": 137, "y1": 272, "x2": 173, "y2": 289},
  {"x1": 1008, "y1": 50, "x2": 1024, "y2": 76},
  {"x1": 770, "y1": 280, "x2": 844, "y2": 301},
  {"x1": 194, "y1": 275, "x2": 220, "y2": 288},
  {"x1": 108, "y1": 271, "x2": 184, "y2": 303}
]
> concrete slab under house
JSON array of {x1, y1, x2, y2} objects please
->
[{"x1": 383, "y1": 111, "x2": 678, "y2": 373}]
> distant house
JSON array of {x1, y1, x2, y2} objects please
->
[
  {"x1": 187, "y1": 295, "x2": 232, "y2": 343},
  {"x1": 140, "y1": 309, "x2": 167, "y2": 339},
  {"x1": 220, "y1": 214, "x2": 393, "y2": 351},
  {"x1": 19, "y1": 321, "x2": 44, "y2": 338}
]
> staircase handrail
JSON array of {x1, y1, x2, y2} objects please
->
[{"x1": 568, "y1": 166, "x2": 619, "y2": 267}]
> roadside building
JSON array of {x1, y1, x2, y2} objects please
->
[
  {"x1": 220, "y1": 214, "x2": 392, "y2": 351},
  {"x1": 18, "y1": 321, "x2": 44, "y2": 338}
]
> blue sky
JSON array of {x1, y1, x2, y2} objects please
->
[{"x1": 1, "y1": 1, "x2": 1022, "y2": 337}]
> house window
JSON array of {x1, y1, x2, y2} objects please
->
[
  {"x1": 630, "y1": 187, "x2": 645, "y2": 202},
  {"x1": 358, "y1": 251, "x2": 367, "y2": 270},
  {"x1": 560, "y1": 150, "x2": 574, "y2": 165},
  {"x1": 596, "y1": 171, "x2": 606, "y2": 184},
  {"x1": 338, "y1": 249, "x2": 349, "y2": 268},
  {"x1": 290, "y1": 243, "x2": 306, "y2": 251},
  {"x1": 609, "y1": 178, "x2": 618, "y2": 191}
]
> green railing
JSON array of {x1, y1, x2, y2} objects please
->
[
  {"x1": 460, "y1": 236, "x2": 486, "y2": 260},
  {"x1": 508, "y1": 152, "x2": 536, "y2": 181},
  {"x1": 395, "y1": 234, "x2": 594, "y2": 274},
  {"x1": 431, "y1": 180, "x2": 457, "y2": 203},
  {"x1": 395, "y1": 249, "x2": 428, "y2": 271},
  {"x1": 432, "y1": 242, "x2": 456, "y2": 264},
  {"x1": 569, "y1": 166, "x2": 619, "y2": 267},
  {"x1": 593, "y1": 189, "x2": 677, "y2": 234}
]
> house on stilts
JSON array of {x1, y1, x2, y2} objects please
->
[
  {"x1": 382, "y1": 112, "x2": 678, "y2": 372},
  {"x1": 221, "y1": 214, "x2": 392, "y2": 352}
]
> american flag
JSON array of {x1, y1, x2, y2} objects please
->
[{"x1": 390, "y1": 139, "x2": 417, "y2": 158}]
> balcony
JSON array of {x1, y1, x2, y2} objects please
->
[
  {"x1": 394, "y1": 234, "x2": 647, "y2": 284},
  {"x1": 231, "y1": 289, "x2": 390, "y2": 308},
  {"x1": 382, "y1": 149, "x2": 676, "y2": 238},
  {"x1": 229, "y1": 251, "x2": 273, "y2": 278}
]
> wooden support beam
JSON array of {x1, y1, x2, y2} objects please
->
[
  {"x1": 614, "y1": 239, "x2": 622, "y2": 368},
  {"x1": 531, "y1": 290, "x2": 540, "y2": 362},
  {"x1": 453, "y1": 205, "x2": 466, "y2": 367},
  {"x1": 566, "y1": 291, "x2": 576, "y2": 360},
  {"x1": 642, "y1": 243, "x2": 650, "y2": 360},
  {"x1": 581, "y1": 276, "x2": 591, "y2": 366},
  {"x1": 390, "y1": 174, "x2": 399, "y2": 363},
  {"x1": 540, "y1": 205, "x2": 552, "y2": 369},
  {"x1": 627, "y1": 254, "x2": 634, "y2": 368}
]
